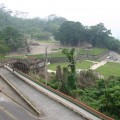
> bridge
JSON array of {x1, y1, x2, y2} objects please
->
[{"x1": 0, "y1": 66, "x2": 113, "y2": 120}]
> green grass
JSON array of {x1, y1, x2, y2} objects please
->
[
  {"x1": 48, "y1": 62, "x2": 68, "y2": 70},
  {"x1": 48, "y1": 60, "x2": 93, "y2": 70},
  {"x1": 27, "y1": 52, "x2": 66, "y2": 59},
  {"x1": 5, "y1": 55, "x2": 27, "y2": 59},
  {"x1": 76, "y1": 60, "x2": 93, "y2": 69},
  {"x1": 26, "y1": 54, "x2": 45, "y2": 59},
  {"x1": 96, "y1": 62, "x2": 120, "y2": 78},
  {"x1": 79, "y1": 48, "x2": 107, "y2": 55}
]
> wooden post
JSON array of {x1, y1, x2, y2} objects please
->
[{"x1": 45, "y1": 46, "x2": 48, "y2": 85}]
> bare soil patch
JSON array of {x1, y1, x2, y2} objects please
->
[{"x1": 30, "y1": 42, "x2": 63, "y2": 54}]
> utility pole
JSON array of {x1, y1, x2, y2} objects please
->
[{"x1": 45, "y1": 46, "x2": 48, "y2": 85}]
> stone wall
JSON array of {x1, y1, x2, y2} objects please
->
[
  {"x1": 78, "y1": 50, "x2": 110, "y2": 61},
  {"x1": 48, "y1": 50, "x2": 110, "y2": 63}
]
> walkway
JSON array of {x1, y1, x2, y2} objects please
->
[{"x1": 90, "y1": 60, "x2": 107, "y2": 70}]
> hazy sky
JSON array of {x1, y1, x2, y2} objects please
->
[{"x1": 1, "y1": 0, "x2": 120, "y2": 38}]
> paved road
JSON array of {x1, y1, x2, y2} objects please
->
[
  {"x1": 0, "y1": 68, "x2": 85, "y2": 120},
  {"x1": 0, "y1": 93, "x2": 39, "y2": 120},
  {"x1": 106, "y1": 51, "x2": 120, "y2": 63}
]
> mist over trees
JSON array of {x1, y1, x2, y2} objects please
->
[
  {"x1": 0, "y1": 4, "x2": 67, "y2": 56},
  {"x1": 1, "y1": 3, "x2": 120, "y2": 56}
]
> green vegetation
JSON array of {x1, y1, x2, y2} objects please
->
[
  {"x1": 79, "y1": 77, "x2": 120, "y2": 120},
  {"x1": 0, "y1": 5, "x2": 67, "y2": 41},
  {"x1": 96, "y1": 62, "x2": 120, "y2": 78},
  {"x1": 48, "y1": 60, "x2": 93, "y2": 70},
  {"x1": 5, "y1": 55, "x2": 27, "y2": 59},
  {"x1": 55, "y1": 21, "x2": 120, "y2": 53},
  {"x1": 76, "y1": 60, "x2": 93, "y2": 69},
  {"x1": 27, "y1": 52, "x2": 66, "y2": 59},
  {"x1": 79, "y1": 48, "x2": 107, "y2": 55},
  {"x1": 48, "y1": 62, "x2": 68, "y2": 70}
]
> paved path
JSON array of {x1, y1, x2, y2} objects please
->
[
  {"x1": 90, "y1": 61, "x2": 107, "y2": 70},
  {"x1": 0, "y1": 68, "x2": 86, "y2": 120},
  {"x1": 48, "y1": 69, "x2": 56, "y2": 73}
]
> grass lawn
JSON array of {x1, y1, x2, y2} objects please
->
[
  {"x1": 5, "y1": 55, "x2": 27, "y2": 59},
  {"x1": 79, "y1": 48, "x2": 107, "y2": 55},
  {"x1": 27, "y1": 52, "x2": 66, "y2": 59},
  {"x1": 48, "y1": 60, "x2": 93, "y2": 70},
  {"x1": 96, "y1": 62, "x2": 120, "y2": 78}
]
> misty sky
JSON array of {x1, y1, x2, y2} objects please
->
[{"x1": 1, "y1": 0, "x2": 120, "y2": 39}]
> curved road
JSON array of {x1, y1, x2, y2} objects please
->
[{"x1": 0, "y1": 68, "x2": 85, "y2": 120}]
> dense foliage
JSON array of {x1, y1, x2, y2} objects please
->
[
  {"x1": 0, "y1": 4, "x2": 67, "y2": 40},
  {"x1": 55, "y1": 21, "x2": 120, "y2": 53},
  {"x1": 79, "y1": 77, "x2": 120, "y2": 119},
  {"x1": 52, "y1": 65, "x2": 120, "y2": 119}
]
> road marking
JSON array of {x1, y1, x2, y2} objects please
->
[{"x1": 0, "y1": 105, "x2": 18, "y2": 120}]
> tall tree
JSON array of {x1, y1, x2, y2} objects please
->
[
  {"x1": 55, "y1": 21, "x2": 85, "y2": 46},
  {"x1": 62, "y1": 48, "x2": 76, "y2": 90},
  {"x1": 89, "y1": 23, "x2": 111, "y2": 47}
]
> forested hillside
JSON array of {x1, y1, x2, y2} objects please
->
[
  {"x1": 1, "y1": 4, "x2": 120, "y2": 57},
  {"x1": 0, "y1": 4, "x2": 67, "y2": 57}
]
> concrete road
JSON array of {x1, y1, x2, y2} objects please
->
[
  {"x1": 0, "y1": 93, "x2": 39, "y2": 120},
  {"x1": 0, "y1": 68, "x2": 85, "y2": 120},
  {"x1": 0, "y1": 109, "x2": 13, "y2": 120}
]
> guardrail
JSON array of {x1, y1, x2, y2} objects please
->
[
  {"x1": 5, "y1": 66, "x2": 114, "y2": 120},
  {"x1": 0, "y1": 74, "x2": 42, "y2": 117}
]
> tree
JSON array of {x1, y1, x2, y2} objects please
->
[
  {"x1": 55, "y1": 21, "x2": 85, "y2": 46},
  {"x1": 61, "y1": 48, "x2": 76, "y2": 90},
  {"x1": 77, "y1": 70, "x2": 97, "y2": 89},
  {"x1": 2, "y1": 26, "x2": 25, "y2": 51},
  {"x1": 0, "y1": 39, "x2": 9, "y2": 58},
  {"x1": 88, "y1": 23, "x2": 111, "y2": 47}
]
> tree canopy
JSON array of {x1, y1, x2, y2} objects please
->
[{"x1": 54, "y1": 21, "x2": 120, "y2": 53}]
